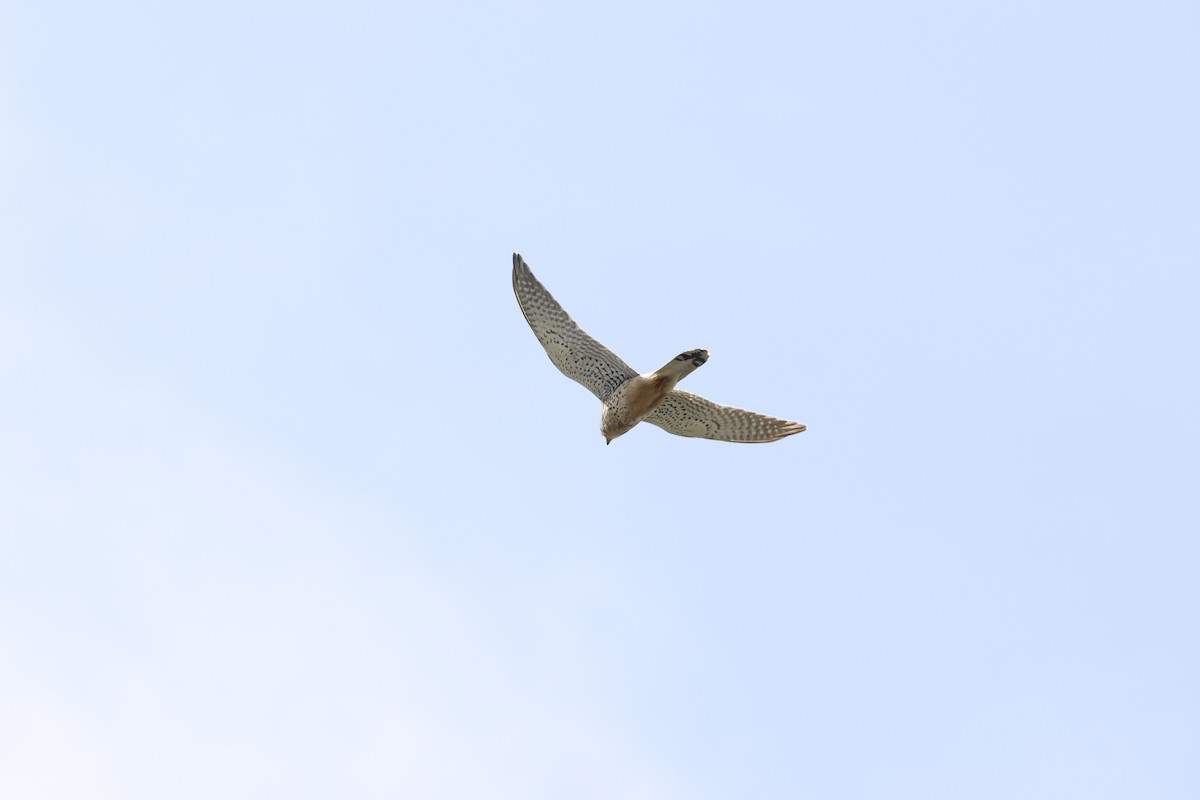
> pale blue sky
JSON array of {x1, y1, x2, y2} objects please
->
[{"x1": 2, "y1": 1, "x2": 1197, "y2": 798}]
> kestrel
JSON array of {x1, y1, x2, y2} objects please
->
[{"x1": 512, "y1": 253, "x2": 807, "y2": 444}]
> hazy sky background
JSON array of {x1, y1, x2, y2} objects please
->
[{"x1": 2, "y1": 1, "x2": 1197, "y2": 798}]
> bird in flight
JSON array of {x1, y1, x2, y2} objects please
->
[{"x1": 512, "y1": 253, "x2": 806, "y2": 445}]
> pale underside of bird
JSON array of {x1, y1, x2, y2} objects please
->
[{"x1": 512, "y1": 253, "x2": 807, "y2": 444}]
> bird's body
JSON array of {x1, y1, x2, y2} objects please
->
[
  {"x1": 512, "y1": 253, "x2": 806, "y2": 444},
  {"x1": 600, "y1": 350, "x2": 709, "y2": 443}
]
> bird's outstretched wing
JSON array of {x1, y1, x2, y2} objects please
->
[
  {"x1": 512, "y1": 253, "x2": 638, "y2": 401},
  {"x1": 644, "y1": 390, "x2": 807, "y2": 443}
]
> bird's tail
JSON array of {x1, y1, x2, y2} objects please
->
[{"x1": 650, "y1": 349, "x2": 709, "y2": 388}]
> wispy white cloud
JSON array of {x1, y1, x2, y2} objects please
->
[{"x1": 0, "y1": 301, "x2": 679, "y2": 800}]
